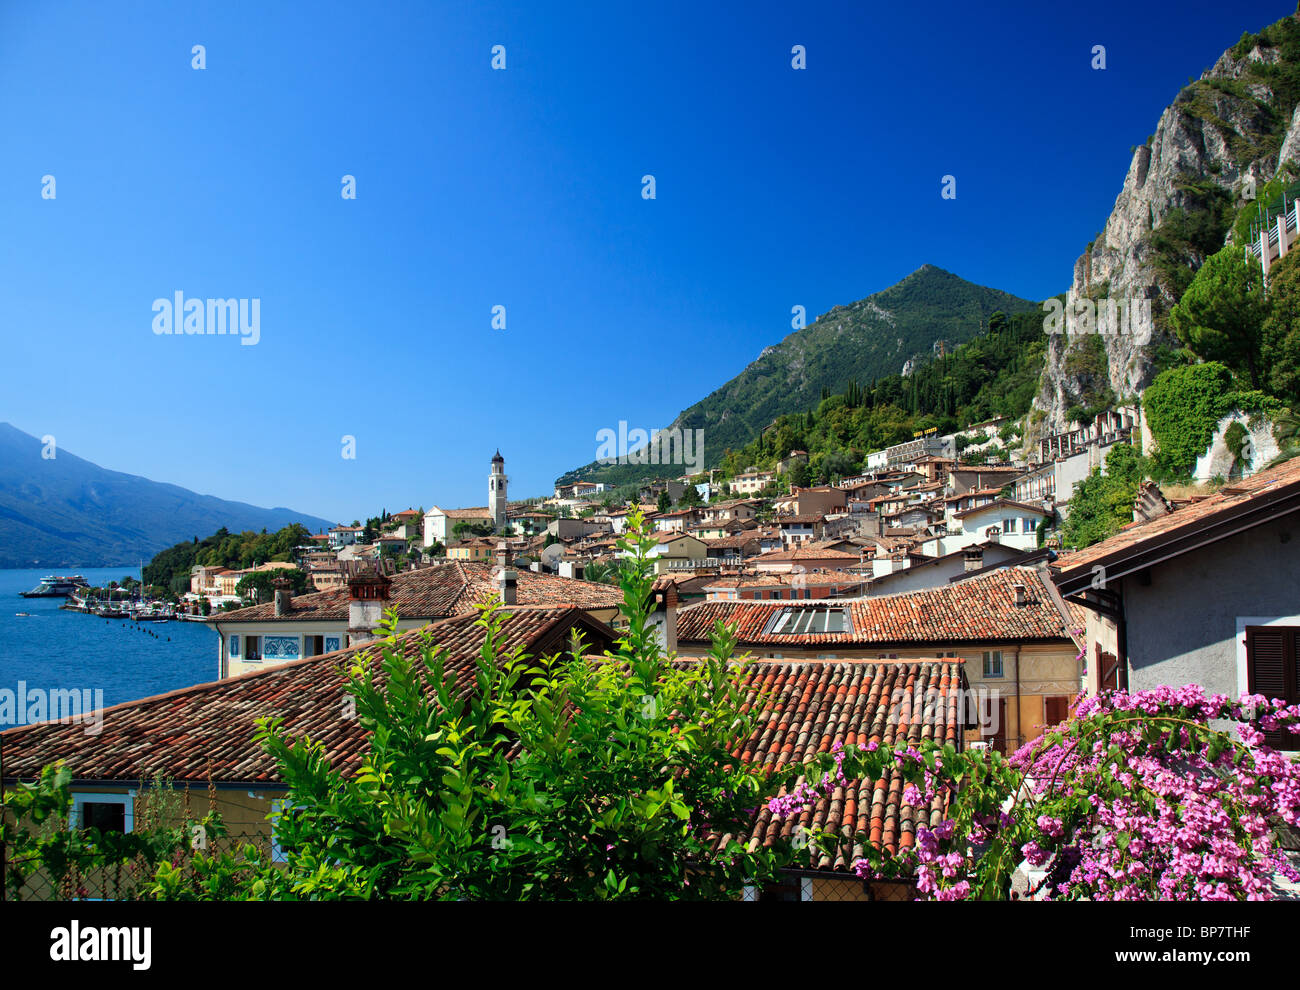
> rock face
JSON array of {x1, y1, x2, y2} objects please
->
[{"x1": 1031, "y1": 15, "x2": 1300, "y2": 444}]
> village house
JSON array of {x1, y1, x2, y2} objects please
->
[
  {"x1": 730, "y1": 469, "x2": 776, "y2": 495},
  {"x1": 752, "y1": 544, "x2": 863, "y2": 575},
  {"x1": 1052, "y1": 458, "x2": 1300, "y2": 745},
  {"x1": 674, "y1": 566, "x2": 1084, "y2": 754},
  {"x1": 328, "y1": 525, "x2": 365, "y2": 550},
  {"x1": 208, "y1": 560, "x2": 623, "y2": 677}
]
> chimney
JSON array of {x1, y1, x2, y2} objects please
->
[
  {"x1": 1013, "y1": 583, "x2": 1027, "y2": 607},
  {"x1": 272, "y1": 576, "x2": 293, "y2": 617},
  {"x1": 963, "y1": 547, "x2": 984, "y2": 573},
  {"x1": 648, "y1": 578, "x2": 678, "y2": 653},
  {"x1": 495, "y1": 545, "x2": 518, "y2": 606},
  {"x1": 346, "y1": 569, "x2": 392, "y2": 647}
]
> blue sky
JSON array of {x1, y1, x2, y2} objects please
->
[{"x1": 0, "y1": 0, "x2": 1289, "y2": 523}]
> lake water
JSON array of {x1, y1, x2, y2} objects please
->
[{"x1": 0, "y1": 567, "x2": 217, "y2": 727}]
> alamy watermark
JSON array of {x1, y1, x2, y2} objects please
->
[
  {"x1": 1042, "y1": 295, "x2": 1152, "y2": 337},
  {"x1": 595, "y1": 421, "x2": 704, "y2": 474},
  {"x1": 152, "y1": 292, "x2": 260, "y2": 345},
  {"x1": 0, "y1": 681, "x2": 104, "y2": 735}
]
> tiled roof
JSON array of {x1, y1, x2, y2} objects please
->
[
  {"x1": 677, "y1": 567, "x2": 1074, "y2": 646},
  {"x1": 211, "y1": 561, "x2": 623, "y2": 623},
  {"x1": 953, "y1": 498, "x2": 1051, "y2": 520},
  {"x1": 706, "y1": 657, "x2": 964, "y2": 865},
  {"x1": 0, "y1": 607, "x2": 616, "y2": 784},
  {"x1": 2, "y1": 617, "x2": 963, "y2": 871},
  {"x1": 1055, "y1": 456, "x2": 1300, "y2": 581},
  {"x1": 755, "y1": 546, "x2": 860, "y2": 562}
]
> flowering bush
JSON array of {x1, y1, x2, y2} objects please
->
[{"x1": 770, "y1": 685, "x2": 1300, "y2": 900}]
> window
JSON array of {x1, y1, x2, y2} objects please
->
[
  {"x1": 304, "y1": 635, "x2": 325, "y2": 657},
  {"x1": 1245, "y1": 626, "x2": 1300, "y2": 746},
  {"x1": 768, "y1": 607, "x2": 849, "y2": 635},
  {"x1": 1002, "y1": 518, "x2": 1016, "y2": 534},
  {"x1": 245, "y1": 635, "x2": 262, "y2": 661},
  {"x1": 71, "y1": 793, "x2": 133, "y2": 834},
  {"x1": 982, "y1": 650, "x2": 1003, "y2": 677},
  {"x1": 229, "y1": 634, "x2": 240, "y2": 657}
]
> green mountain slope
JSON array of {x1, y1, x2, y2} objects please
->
[{"x1": 559, "y1": 265, "x2": 1038, "y2": 486}]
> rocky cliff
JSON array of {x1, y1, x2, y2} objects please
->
[{"x1": 1031, "y1": 13, "x2": 1300, "y2": 442}]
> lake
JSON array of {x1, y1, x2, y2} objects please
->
[{"x1": 0, "y1": 567, "x2": 217, "y2": 727}]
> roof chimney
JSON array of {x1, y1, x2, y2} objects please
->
[
  {"x1": 347, "y1": 569, "x2": 392, "y2": 647},
  {"x1": 963, "y1": 546, "x2": 984, "y2": 573},
  {"x1": 272, "y1": 576, "x2": 293, "y2": 618},
  {"x1": 495, "y1": 547, "x2": 517, "y2": 606},
  {"x1": 1013, "y1": 583, "x2": 1027, "y2": 607},
  {"x1": 648, "y1": 577, "x2": 679, "y2": 653}
]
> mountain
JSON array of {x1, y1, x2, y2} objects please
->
[
  {"x1": 1032, "y1": 11, "x2": 1300, "y2": 439},
  {"x1": 559, "y1": 265, "x2": 1037, "y2": 486},
  {"x1": 0, "y1": 423, "x2": 337, "y2": 568}
]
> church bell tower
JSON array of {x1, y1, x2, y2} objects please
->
[{"x1": 489, "y1": 450, "x2": 507, "y2": 531}]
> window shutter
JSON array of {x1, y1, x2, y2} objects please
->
[{"x1": 1245, "y1": 626, "x2": 1298, "y2": 749}]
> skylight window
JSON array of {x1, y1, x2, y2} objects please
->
[{"x1": 768, "y1": 607, "x2": 849, "y2": 635}]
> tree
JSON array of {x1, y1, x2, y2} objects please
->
[
  {"x1": 202, "y1": 514, "x2": 807, "y2": 899},
  {"x1": 656, "y1": 490, "x2": 671, "y2": 513},
  {"x1": 234, "y1": 569, "x2": 312, "y2": 604},
  {"x1": 1169, "y1": 245, "x2": 1266, "y2": 388},
  {"x1": 680, "y1": 484, "x2": 701, "y2": 507},
  {"x1": 1062, "y1": 444, "x2": 1147, "y2": 549}
]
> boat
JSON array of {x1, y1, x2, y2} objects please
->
[{"x1": 20, "y1": 575, "x2": 90, "y2": 598}]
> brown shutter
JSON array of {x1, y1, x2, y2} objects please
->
[
  {"x1": 1045, "y1": 695, "x2": 1069, "y2": 726},
  {"x1": 1245, "y1": 626, "x2": 1298, "y2": 748}
]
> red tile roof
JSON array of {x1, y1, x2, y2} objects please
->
[
  {"x1": 708, "y1": 657, "x2": 964, "y2": 865},
  {"x1": 211, "y1": 561, "x2": 623, "y2": 623},
  {"x1": 2, "y1": 626, "x2": 963, "y2": 872},
  {"x1": 0, "y1": 607, "x2": 617, "y2": 785},
  {"x1": 677, "y1": 566, "x2": 1074, "y2": 646}
]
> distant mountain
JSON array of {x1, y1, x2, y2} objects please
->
[
  {"x1": 0, "y1": 423, "x2": 336, "y2": 568},
  {"x1": 558, "y1": 264, "x2": 1038, "y2": 486}
]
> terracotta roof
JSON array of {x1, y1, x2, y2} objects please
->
[
  {"x1": 1054, "y1": 456, "x2": 1300, "y2": 590},
  {"x1": 775, "y1": 514, "x2": 826, "y2": 525},
  {"x1": 755, "y1": 546, "x2": 860, "y2": 563},
  {"x1": 953, "y1": 498, "x2": 1051, "y2": 520},
  {"x1": 713, "y1": 657, "x2": 965, "y2": 865},
  {"x1": 677, "y1": 567, "x2": 1073, "y2": 646},
  {"x1": 0, "y1": 607, "x2": 617, "y2": 785},
  {"x1": 433, "y1": 506, "x2": 492, "y2": 519},
  {"x1": 1, "y1": 616, "x2": 963, "y2": 871},
  {"x1": 210, "y1": 561, "x2": 623, "y2": 623}
]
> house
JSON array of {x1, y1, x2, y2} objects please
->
[
  {"x1": 422, "y1": 506, "x2": 495, "y2": 547},
  {"x1": 772, "y1": 486, "x2": 847, "y2": 518},
  {"x1": 1052, "y1": 458, "x2": 1300, "y2": 742},
  {"x1": 863, "y1": 543, "x2": 1044, "y2": 596},
  {"x1": 774, "y1": 513, "x2": 825, "y2": 545},
  {"x1": 776, "y1": 450, "x2": 809, "y2": 475},
  {"x1": 327, "y1": 525, "x2": 364, "y2": 550},
  {"x1": 752, "y1": 545, "x2": 862, "y2": 575},
  {"x1": 446, "y1": 536, "x2": 497, "y2": 561},
  {"x1": 627, "y1": 532, "x2": 709, "y2": 573},
  {"x1": 701, "y1": 498, "x2": 761, "y2": 525},
  {"x1": 208, "y1": 560, "x2": 624, "y2": 677},
  {"x1": 675, "y1": 566, "x2": 1084, "y2": 754},
  {"x1": 702, "y1": 571, "x2": 867, "y2": 601},
  {"x1": 947, "y1": 465, "x2": 1025, "y2": 498},
  {"x1": 945, "y1": 499, "x2": 1050, "y2": 552},
  {"x1": 730, "y1": 469, "x2": 776, "y2": 495},
  {"x1": 546, "y1": 517, "x2": 612, "y2": 542}
]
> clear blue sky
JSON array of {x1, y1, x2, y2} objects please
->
[{"x1": 0, "y1": 1, "x2": 1289, "y2": 523}]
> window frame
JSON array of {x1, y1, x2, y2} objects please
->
[
  {"x1": 70, "y1": 791, "x2": 134, "y2": 834},
  {"x1": 982, "y1": 649, "x2": 1004, "y2": 678}
]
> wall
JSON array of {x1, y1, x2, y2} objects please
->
[{"x1": 1122, "y1": 511, "x2": 1300, "y2": 700}]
